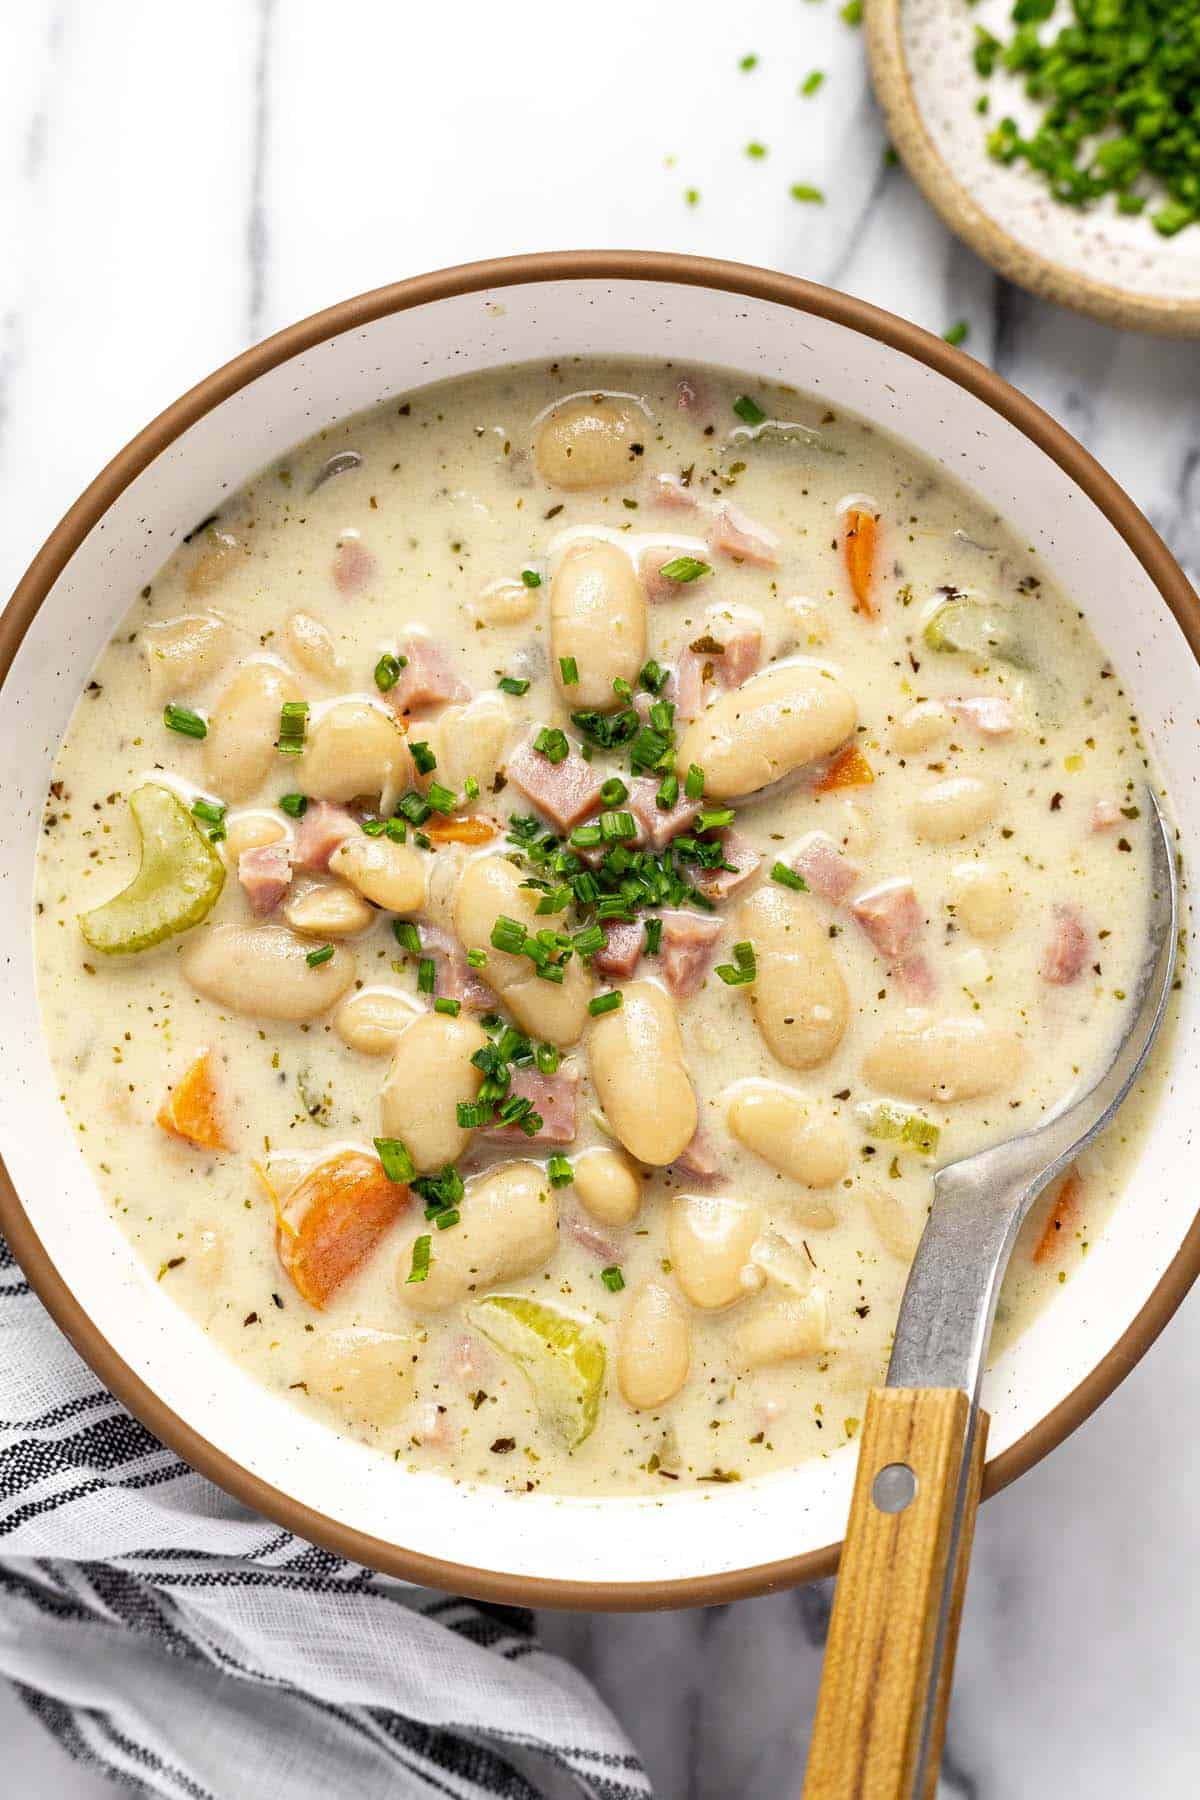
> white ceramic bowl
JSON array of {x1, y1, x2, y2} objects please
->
[{"x1": 2, "y1": 253, "x2": 1197, "y2": 1609}]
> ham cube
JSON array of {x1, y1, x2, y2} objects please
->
[
  {"x1": 709, "y1": 504, "x2": 779, "y2": 568},
  {"x1": 238, "y1": 842, "x2": 293, "y2": 916},
  {"x1": 292, "y1": 801, "x2": 358, "y2": 871},
  {"x1": 484, "y1": 1066, "x2": 578, "y2": 1144},
  {"x1": 675, "y1": 614, "x2": 763, "y2": 720},
  {"x1": 1041, "y1": 904, "x2": 1090, "y2": 985},
  {"x1": 850, "y1": 879, "x2": 923, "y2": 961},
  {"x1": 673, "y1": 1127, "x2": 722, "y2": 1181},
  {"x1": 504, "y1": 730, "x2": 605, "y2": 832},
  {"x1": 332, "y1": 533, "x2": 377, "y2": 596},
  {"x1": 650, "y1": 471, "x2": 701, "y2": 510},
  {"x1": 1091, "y1": 799, "x2": 1121, "y2": 832},
  {"x1": 565, "y1": 1211, "x2": 623, "y2": 1264},
  {"x1": 692, "y1": 830, "x2": 762, "y2": 903},
  {"x1": 791, "y1": 831, "x2": 862, "y2": 903},
  {"x1": 627, "y1": 776, "x2": 700, "y2": 850},
  {"x1": 594, "y1": 920, "x2": 644, "y2": 980},
  {"x1": 390, "y1": 635, "x2": 471, "y2": 714},
  {"x1": 895, "y1": 952, "x2": 937, "y2": 1003},
  {"x1": 419, "y1": 923, "x2": 492, "y2": 1010},
  {"x1": 660, "y1": 910, "x2": 721, "y2": 998},
  {"x1": 639, "y1": 545, "x2": 703, "y2": 602},
  {"x1": 950, "y1": 696, "x2": 1016, "y2": 737}
]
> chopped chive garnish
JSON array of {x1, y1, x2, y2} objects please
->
[
  {"x1": 306, "y1": 943, "x2": 335, "y2": 968},
  {"x1": 600, "y1": 1265, "x2": 625, "y2": 1292},
  {"x1": 572, "y1": 924, "x2": 606, "y2": 957},
  {"x1": 434, "y1": 996, "x2": 462, "y2": 1016},
  {"x1": 466, "y1": 947, "x2": 487, "y2": 968},
  {"x1": 771, "y1": 861, "x2": 809, "y2": 891},
  {"x1": 434, "y1": 1208, "x2": 460, "y2": 1229},
  {"x1": 464, "y1": 775, "x2": 480, "y2": 801},
  {"x1": 491, "y1": 915, "x2": 528, "y2": 955},
  {"x1": 410, "y1": 740, "x2": 437, "y2": 775},
  {"x1": 361, "y1": 817, "x2": 386, "y2": 836},
  {"x1": 733, "y1": 395, "x2": 766, "y2": 426},
  {"x1": 374, "y1": 652, "x2": 404, "y2": 692},
  {"x1": 644, "y1": 918, "x2": 663, "y2": 956},
  {"x1": 600, "y1": 777, "x2": 629, "y2": 807},
  {"x1": 570, "y1": 823, "x2": 603, "y2": 849},
  {"x1": 417, "y1": 957, "x2": 436, "y2": 994},
  {"x1": 279, "y1": 792, "x2": 308, "y2": 818},
  {"x1": 801, "y1": 69, "x2": 824, "y2": 96},
  {"x1": 521, "y1": 568, "x2": 542, "y2": 588},
  {"x1": 535, "y1": 1042, "x2": 560, "y2": 1075},
  {"x1": 374, "y1": 1137, "x2": 416, "y2": 1183},
  {"x1": 612, "y1": 677, "x2": 634, "y2": 703},
  {"x1": 638, "y1": 659, "x2": 668, "y2": 693},
  {"x1": 426, "y1": 782, "x2": 457, "y2": 814},
  {"x1": 406, "y1": 1235, "x2": 432, "y2": 1284},
  {"x1": 164, "y1": 703, "x2": 207, "y2": 739},
  {"x1": 658, "y1": 555, "x2": 712, "y2": 583},
  {"x1": 535, "y1": 883, "x2": 572, "y2": 915},
  {"x1": 191, "y1": 798, "x2": 226, "y2": 842},
  {"x1": 278, "y1": 700, "x2": 309, "y2": 755},
  {"x1": 384, "y1": 816, "x2": 407, "y2": 842},
  {"x1": 399, "y1": 791, "x2": 432, "y2": 824},
  {"x1": 685, "y1": 764, "x2": 705, "y2": 801},
  {"x1": 559, "y1": 655, "x2": 579, "y2": 684},
  {"x1": 696, "y1": 807, "x2": 735, "y2": 833},
  {"x1": 589, "y1": 992, "x2": 623, "y2": 1017},
  {"x1": 598, "y1": 810, "x2": 637, "y2": 842},
  {"x1": 499, "y1": 675, "x2": 530, "y2": 696},
  {"x1": 534, "y1": 726, "x2": 570, "y2": 764},
  {"x1": 715, "y1": 940, "x2": 757, "y2": 986},
  {"x1": 547, "y1": 1154, "x2": 574, "y2": 1187},
  {"x1": 394, "y1": 920, "x2": 421, "y2": 954},
  {"x1": 790, "y1": 183, "x2": 825, "y2": 204},
  {"x1": 656, "y1": 772, "x2": 680, "y2": 811}
]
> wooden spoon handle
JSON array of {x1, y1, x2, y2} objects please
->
[{"x1": 802, "y1": 1388, "x2": 989, "y2": 1800}]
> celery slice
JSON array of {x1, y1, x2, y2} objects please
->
[
  {"x1": 468, "y1": 1294, "x2": 606, "y2": 1450},
  {"x1": 79, "y1": 783, "x2": 225, "y2": 954},
  {"x1": 923, "y1": 597, "x2": 1024, "y2": 665}
]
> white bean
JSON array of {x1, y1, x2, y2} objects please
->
[
  {"x1": 302, "y1": 700, "x2": 412, "y2": 805},
  {"x1": 726, "y1": 1081, "x2": 850, "y2": 1187},
  {"x1": 454, "y1": 855, "x2": 593, "y2": 1044},
  {"x1": 223, "y1": 811, "x2": 287, "y2": 863},
  {"x1": 739, "y1": 887, "x2": 849, "y2": 1070},
  {"x1": 203, "y1": 659, "x2": 299, "y2": 800},
  {"x1": 949, "y1": 861, "x2": 1017, "y2": 940},
  {"x1": 142, "y1": 611, "x2": 235, "y2": 702},
  {"x1": 284, "y1": 609, "x2": 343, "y2": 683},
  {"x1": 303, "y1": 1327, "x2": 416, "y2": 1427},
  {"x1": 329, "y1": 834, "x2": 426, "y2": 913},
  {"x1": 401, "y1": 1161, "x2": 558, "y2": 1312},
  {"x1": 284, "y1": 881, "x2": 375, "y2": 938},
  {"x1": 891, "y1": 699, "x2": 950, "y2": 751},
  {"x1": 573, "y1": 1147, "x2": 641, "y2": 1226},
  {"x1": 550, "y1": 541, "x2": 647, "y2": 708},
  {"x1": 379, "y1": 1010, "x2": 489, "y2": 1171},
  {"x1": 863, "y1": 1016, "x2": 1021, "y2": 1102},
  {"x1": 415, "y1": 692, "x2": 513, "y2": 797},
  {"x1": 588, "y1": 980, "x2": 697, "y2": 1165},
  {"x1": 472, "y1": 577, "x2": 540, "y2": 627},
  {"x1": 618, "y1": 1281, "x2": 690, "y2": 1409},
  {"x1": 748, "y1": 1232, "x2": 820, "y2": 1294},
  {"x1": 667, "y1": 1193, "x2": 765, "y2": 1310},
  {"x1": 185, "y1": 528, "x2": 241, "y2": 598},
  {"x1": 334, "y1": 986, "x2": 422, "y2": 1055},
  {"x1": 534, "y1": 394, "x2": 647, "y2": 490},
  {"x1": 734, "y1": 1291, "x2": 830, "y2": 1369},
  {"x1": 911, "y1": 775, "x2": 998, "y2": 843},
  {"x1": 675, "y1": 663, "x2": 858, "y2": 800},
  {"x1": 863, "y1": 1185, "x2": 921, "y2": 1261},
  {"x1": 187, "y1": 1225, "x2": 225, "y2": 1292},
  {"x1": 182, "y1": 923, "x2": 355, "y2": 1020}
]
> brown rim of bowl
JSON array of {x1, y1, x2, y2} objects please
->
[
  {"x1": 1, "y1": 250, "x2": 1198, "y2": 1612},
  {"x1": 865, "y1": 0, "x2": 1200, "y2": 338}
]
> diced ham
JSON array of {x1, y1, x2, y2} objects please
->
[
  {"x1": 692, "y1": 829, "x2": 762, "y2": 903},
  {"x1": 332, "y1": 533, "x2": 377, "y2": 596},
  {"x1": 1091, "y1": 799, "x2": 1121, "y2": 831},
  {"x1": 791, "y1": 831, "x2": 862, "y2": 903},
  {"x1": 950, "y1": 696, "x2": 1016, "y2": 737},
  {"x1": 390, "y1": 635, "x2": 471, "y2": 714},
  {"x1": 292, "y1": 801, "x2": 358, "y2": 871},
  {"x1": 594, "y1": 919, "x2": 644, "y2": 980},
  {"x1": 484, "y1": 1065, "x2": 578, "y2": 1144},
  {"x1": 419, "y1": 923, "x2": 492, "y2": 1010},
  {"x1": 237, "y1": 842, "x2": 293, "y2": 916},
  {"x1": 412, "y1": 1402, "x2": 453, "y2": 1450},
  {"x1": 627, "y1": 776, "x2": 701, "y2": 850},
  {"x1": 639, "y1": 545, "x2": 697, "y2": 602},
  {"x1": 660, "y1": 909, "x2": 721, "y2": 999},
  {"x1": 650, "y1": 471, "x2": 700, "y2": 510},
  {"x1": 1041, "y1": 904, "x2": 1090, "y2": 985},
  {"x1": 673, "y1": 1127, "x2": 722, "y2": 1181},
  {"x1": 709, "y1": 504, "x2": 779, "y2": 569},
  {"x1": 674, "y1": 614, "x2": 763, "y2": 721},
  {"x1": 850, "y1": 879, "x2": 924, "y2": 961},
  {"x1": 565, "y1": 1212, "x2": 623, "y2": 1264},
  {"x1": 895, "y1": 952, "x2": 937, "y2": 1003},
  {"x1": 451, "y1": 1335, "x2": 490, "y2": 1384},
  {"x1": 504, "y1": 730, "x2": 605, "y2": 831}
]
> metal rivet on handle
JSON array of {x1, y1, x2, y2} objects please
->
[{"x1": 871, "y1": 1462, "x2": 918, "y2": 1514}]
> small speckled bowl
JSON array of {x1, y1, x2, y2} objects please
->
[
  {"x1": 1, "y1": 253, "x2": 1198, "y2": 1608},
  {"x1": 867, "y1": 0, "x2": 1200, "y2": 336}
]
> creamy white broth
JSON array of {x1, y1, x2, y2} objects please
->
[{"x1": 34, "y1": 358, "x2": 1165, "y2": 1496}]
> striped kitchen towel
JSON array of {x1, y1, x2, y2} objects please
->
[{"x1": 0, "y1": 1236, "x2": 651, "y2": 1799}]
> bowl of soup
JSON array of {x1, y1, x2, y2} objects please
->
[{"x1": 1, "y1": 253, "x2": 1197, "y2": 1607}]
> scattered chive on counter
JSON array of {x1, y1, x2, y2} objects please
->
[
  {"x1": 944, "y1": 320, "x2": 970, "y2": 347},
  {"x1": 790, "y1": 184, "x2": 825, "y2": 204}
]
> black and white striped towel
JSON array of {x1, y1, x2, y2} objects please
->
[{"x1": 0, "y1": 1236, "x2": 651, "y2": 1799}]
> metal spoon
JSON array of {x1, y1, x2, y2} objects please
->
[{"x1": 803, "y1": 785, "x2": 1178, "y2": 1800}]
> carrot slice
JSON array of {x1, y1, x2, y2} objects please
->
[
  {"x1": 423, "y1": 813, "x2": 498, "y2": 845},
  {"x1": 814, "y1": 744, "x2": 875, "y2": 793},
  {"x1": 275, "y1": 1149, "x2": 409, "y2": 1308},
  {"x1": 1032, "y1": 1169, "x2": 1082, "y2": 1264},
  {"x1": 842, "y1": 508, "x2": 878, "y2": 617},
  {"x1": 156, "y1": 1052, "x2": 227, "y2": 1151}
]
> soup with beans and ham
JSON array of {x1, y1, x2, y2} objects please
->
[{"x1": 34, "y1": 361, "x2": 1166, "y2": 1494}]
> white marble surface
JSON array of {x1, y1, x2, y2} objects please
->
[{"x1": 1, "y1": 3, "x2": 1198, "y2": 1795}]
